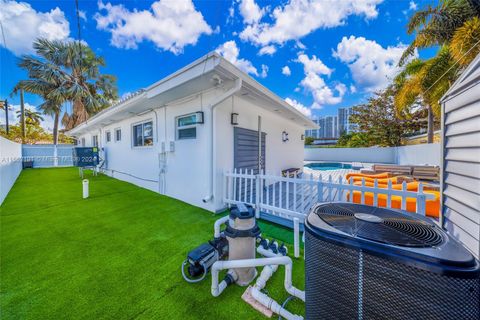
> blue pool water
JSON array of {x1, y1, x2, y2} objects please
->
[{"x1": 305, "y1": 162, "x2": 352, "y2": 171}]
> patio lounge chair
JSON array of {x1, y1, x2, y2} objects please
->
[
  {"x1": 412, "y1": 165, "x2": 440, "y2": 181},
  {"x1": 282, "y1": 168, "x2": 301, "y2": 178},
  {"x1": 372, "y1": 164, "x2": 412, "y2": 176},
  {"x1": 346, "y1": 190, "x2": 440, "y2": 218}
]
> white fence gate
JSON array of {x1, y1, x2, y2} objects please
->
[{"x1": 223, "y1": 169, "x2": 436, "y2": 224}]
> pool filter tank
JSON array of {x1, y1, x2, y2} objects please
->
[{"x1": 224, "y1": 203, "x2": 261, "y2": 285}]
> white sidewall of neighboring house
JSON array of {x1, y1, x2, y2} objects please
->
[
  {"x1": 214, "y1": 95, "x2": 305, "y2": 211},
  {"x1": 0, "y1": 137, "x2": 22, "y2": 205}
]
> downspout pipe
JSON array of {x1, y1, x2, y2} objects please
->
[{"x1": 203, "y1": 78, "x2": 243, "y2": 204}]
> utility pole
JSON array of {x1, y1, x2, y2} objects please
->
[{"x1": 20, "y1": 89, "x2": 26, "y2": 142}]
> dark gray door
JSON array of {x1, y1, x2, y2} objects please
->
[{"x1": 234, "y1": 127, "x2": 266, "y2": 174}]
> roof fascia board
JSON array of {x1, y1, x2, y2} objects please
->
[{"x1": 217, "y1": 57, "x2": 317, "y2": 128}]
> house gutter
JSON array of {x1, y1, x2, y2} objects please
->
[{"x1": 202, "y1": 78, "x2": 242, "y2": 204}]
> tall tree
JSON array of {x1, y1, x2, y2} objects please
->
[
  {"x1": 13, "y1": 38, "x2": 118, "y2": 144},
  {"x1": 400, "y1": 0, "x2": 480, "y2": 66},
  {"x1": 349, "y1": 87, "x2": 423, "y2": 147},
  {"x1": 16, "y1": 109, "x2": 44, "y2": 126}
]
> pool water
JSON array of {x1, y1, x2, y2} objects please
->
[{"x1": 305, "y1": 162, "x2": 352, "y2": 171}]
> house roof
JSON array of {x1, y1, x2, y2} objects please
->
[{"x1": 68, "y1": 52, "x2": 317, "y2": 136}]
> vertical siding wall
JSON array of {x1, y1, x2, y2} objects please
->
[
  {"x1": 0, "y1": 137, "x2": 22, "y2": 205},
  {"x1": 441, "y1": 65, "x2": 480, "y2": 259}
]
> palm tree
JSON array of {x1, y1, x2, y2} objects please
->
[
  {"x1": 13, "y1": 38, "x2": 118, "y2": 144},
  {"x1": 394, "y1": 48, "x2": 456, "y2": 143},
  {"x1": 400, "y1": 0, "x2": 480, "y2": 66},
  {"x1": 16, "y1": 109, "x2": 44, "y2": 126}
]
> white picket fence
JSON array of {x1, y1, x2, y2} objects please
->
[{"x1": 223, "y1": 168, "x2": 436, "y2": 224}]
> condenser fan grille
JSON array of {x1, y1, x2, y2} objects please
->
[{"x1": 314, "y1": 203, "x2": 443, "y2": 247}]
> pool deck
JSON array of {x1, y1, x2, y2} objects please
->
[{"x1": 258, "y1": 163, "x2": 364, "y2": 228}]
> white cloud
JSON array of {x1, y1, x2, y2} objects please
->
[
  {"x1": 260, "y1": 64, "x2": 268, "y2": 78},
  {"x1": 78, "y1": 10, "x2": 87, "y2": 21},
  {"x1": 258, "y1": 45, "x2": 276, "y2": 56},
  {"x1": 350, "y1": 85, "x2": 357, "y2": 93},
  {"x1": 409, "y1": 1, "x2": 417, "y2": 10},
  {"x1": 296, "y1": 53, "x2": 345, "y2": 108},
  {"x1": 282, "y1": 66, "x2": 291, "y2": 76},
  {"x1": 0, "y1": 0, "x2": 70, "y2": 56},
  {"x1": 216, "y1": 40, "x2": 259, "y2": 76},
  {"x1": 285, "y1": 98, "x2": 311, "y2": 117},
  {"x1": 94, "y1": 0, "x2": 212, "y2": 54},
  {"x1": 239, "y1": 0, "x2": 382, "y2": 50},
  {"x1": 0, "y1": 103, "x2": 56, "y2": 132},
  {"x1": 334, "y1": 36, "x2": 409, "y2": 92},
  {"x1": 239, "y1": 0, "x2": 265, "y2": 24}
]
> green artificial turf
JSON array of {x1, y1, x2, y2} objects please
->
[{"x1": 0, "y1": 168, "x2": 304, "y2": 319}]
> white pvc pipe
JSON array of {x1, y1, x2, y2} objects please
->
[
  {"x1": 293, "y1": 217, "x2": 300, "y2": 258},
  {"x1": 203, "y1": 78, "x2": 242, "y2": 203},
  {"x1": 211, "y1": 256, "x2": 305, "y2": 301},
  {"x1": 214, "y1": 216, "x2": 229, "y2": 238},
  {"x1": 82, "y1": 179, "x2": 89, "y2": 199},
  {"x1": 251, "y1": 287, "x2": 303, "y2": 320}
]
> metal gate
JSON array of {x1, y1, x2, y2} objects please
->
[{"x1": 233, "y1": 127, "x2": 266, "y2": 174}]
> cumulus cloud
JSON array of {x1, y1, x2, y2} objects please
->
[
  {"x1": 239, "y1": 0, "x2": 382, "y2": 52},
  {"x1": 258, "y1": 45, "x2": 276, "y2": 56},
  {"x1": 285, "y1": 98, "x2": 312, "y2": 117},
  {"x1": 239, "y1": 0, "x2": 265, "y2": 24},
  {"x1": 409, "y1": 1, "x2": 417, "y2": 10},
  {"x1": 0, "y1": 103, "x2": 56, "y2": 132},
  {"x1": 334, "y1": 36, "x2": 409, "y2": 92},
  {"x1": 295, "y1": 53, "x2": 344, "y2": 108},
  {"x1": 0, "y1": 0, "x2": 70, "y2": 56},
  {"x1": 282, "y1": 66, "x2": 291, "y2": 76},
  {"x1": 94, "y1": 0, "x2": 212, "y2": 54},
  {"x1": 216, "y1": 40, "x2": 259, "y2": 76}
]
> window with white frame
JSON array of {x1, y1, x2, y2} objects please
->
[
  {"x1": 115, "y1": 128, "x2": 121, "y2": 142},
  {"x1": 132, "y1": 121, "x2": 153, "y2": 147},
  {"x1": 176, "y1": 113, "x2": 199, "y2": 140},
  {"x1": 92, "y1": 135, "x2": 98, "y2": 147},
  {"x1": 106, "y1": 131, "x2": 111, "y2": 143}
]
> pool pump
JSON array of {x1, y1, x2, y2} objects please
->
[
  {"x1": 181, "y1": 203, "x2": 305, "y2": 320},
  {"x1": 182, "y1": 235, "x2": 228, "y2": 283}
]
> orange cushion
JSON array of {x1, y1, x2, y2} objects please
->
[
  {"x1": 349, "y1": 176, "x2": 399, "y2": 184},
  {"x1": 345, "y1": 172, "x2": 390, "y2": 180},
  {"x1": 353, "y1": 181, "x2": 419, "y2": 191},
  {"x1": 346, "y1": 190, "x2": 440, "y2": 218}
]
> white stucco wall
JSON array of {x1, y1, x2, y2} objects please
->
[
  {"x1": 395, "y1": 143, "x2": 441, "y2": 166},
  {"x1": 0, "y1": 137, "x2": 22, "y2": 205},
  {"x1": 304, "y1": 143, "x2": 441, "y2": 166},
  {"x1": 214, "y1": 95, "x2": 306, "y2": 210},
  {"x1": 75, "y1": 88, "x2": 306, "y2": 213}
]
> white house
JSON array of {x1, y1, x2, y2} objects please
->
[{"x1": 68, "y1": 52, "x2": 317, "y2": 212}]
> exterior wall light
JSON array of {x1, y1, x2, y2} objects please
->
[
  {"x1": 301, "y1": 134, "x2": 305, "y2": 140},
  {"x1": 282, "y1": 131, "x2": 289, "y2": 142},
  {"x1": 196, "y1": 111, "x2": 204, "y2": 124},
  {"x1": 231, "y1": 113, "x2": 239, "y2": 125}
]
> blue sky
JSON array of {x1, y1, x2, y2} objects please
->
[{"x1": 0, "y1": 0, "x2": 437, "y2": 130}]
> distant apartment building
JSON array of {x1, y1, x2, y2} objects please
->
[
  {"x1": 306, "y1": 107, "x2": 355, "y2": 139},
  {"x1": 338, "y1": 107, "x2": 357, "y2": 135}
]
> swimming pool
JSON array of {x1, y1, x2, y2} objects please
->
[{"x1": 305, "y1": 162, "x2": 352, "y2": 171}]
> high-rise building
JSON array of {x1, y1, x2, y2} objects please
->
[{"x1": 337, "y1": 107, "x2": 356, "y2": 135}]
